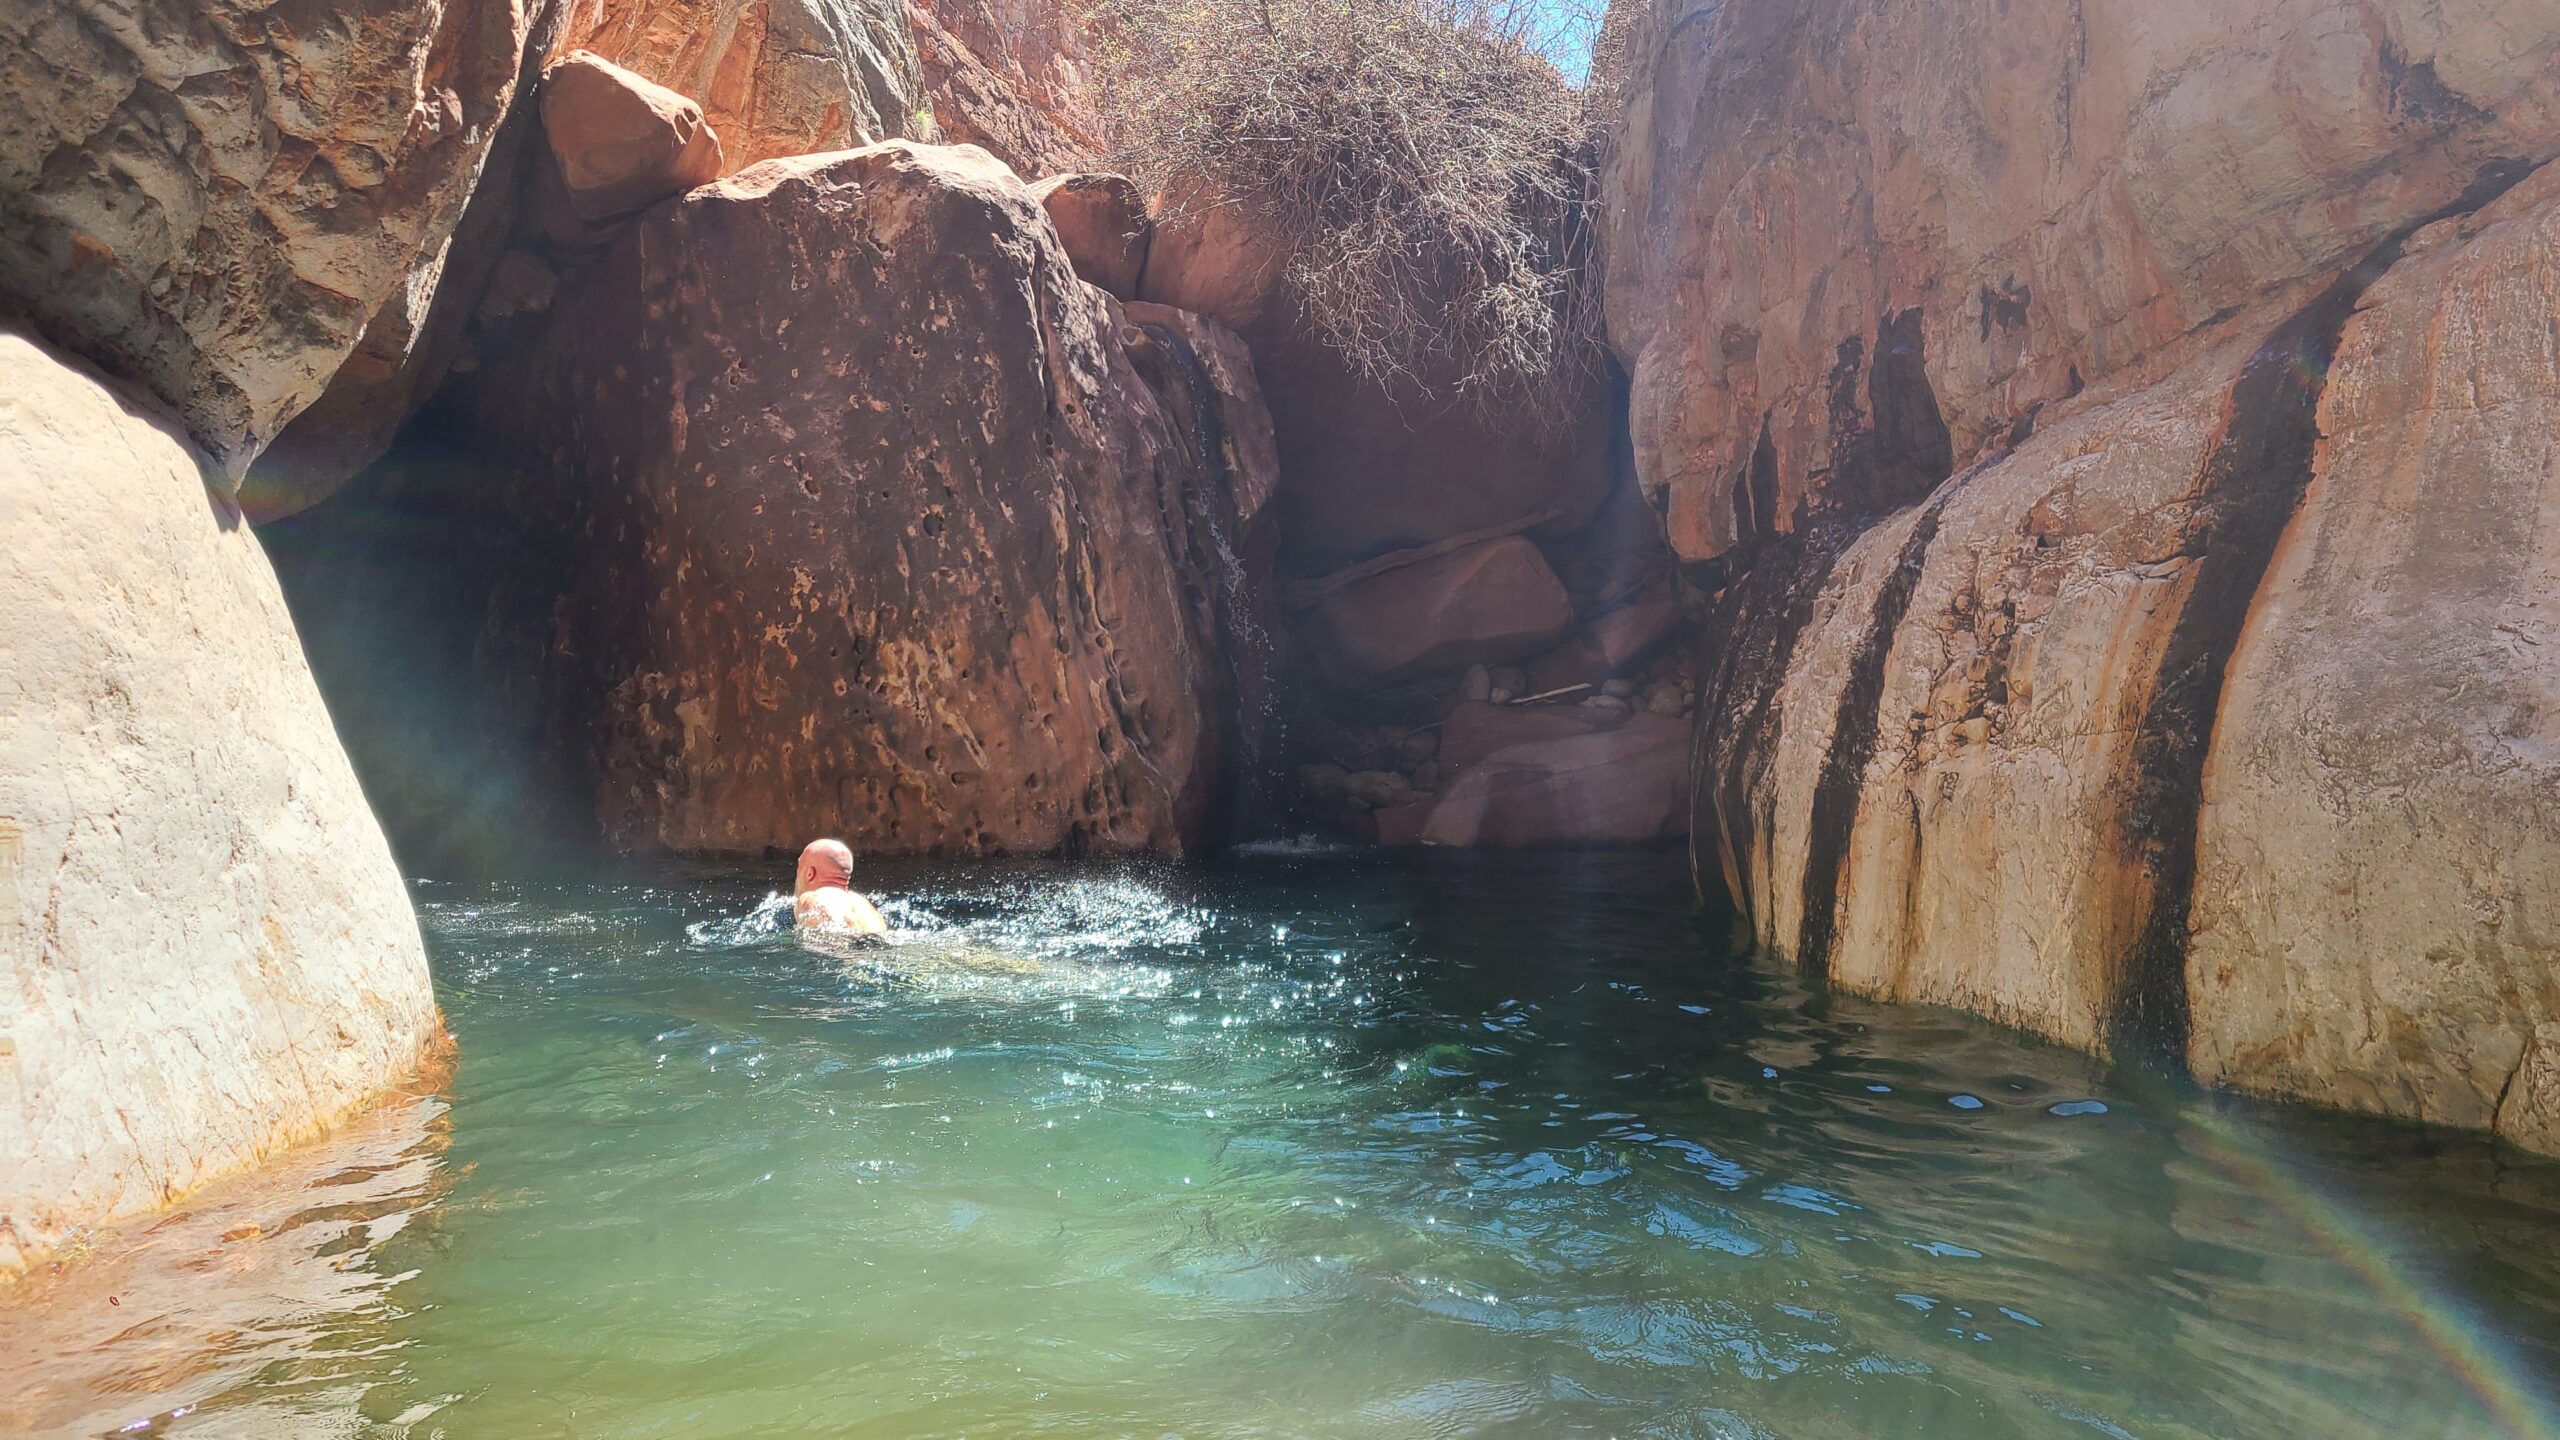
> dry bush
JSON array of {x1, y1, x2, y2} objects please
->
[{"x1": 1090, "y1": 0, "x2": 1614, "y2": 429}]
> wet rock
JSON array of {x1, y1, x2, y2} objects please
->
[
  {"x1": 541, "y1": 51, "x2": 726, "y2": 224},
  {"x1": 0, "y1": 0, "x2": 539, "y2": 474},
  {"x1": 558, "y1": 0, "x2": 929, "y2": 167},
  {"x1": 1032, "y1": 174, "x2": 1151, "y2": 300},
  {"x1": 1122, "y1": 302, "x2": 1281, "y2": 532},
  {"x1": 0, "y1": 329, "x2": 436, "y2": 1278},
  {"x1": 456, "y1": 142, "x2": 1245, "y2": 856},
  {"x1": 1304, "y1": 536, "x2": 1575, "y2": 689}
]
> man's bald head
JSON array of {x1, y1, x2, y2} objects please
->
[{"x1": 795, "y1": 838, "x2": 855, "y2": 895}]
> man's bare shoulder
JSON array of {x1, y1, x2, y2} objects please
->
[{"x1": 796, "y1": 887, "x2": 889, "y2": 936}]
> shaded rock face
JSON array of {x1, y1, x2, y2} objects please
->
[
  {"x1": 241, "y1": 0, "x2": 572, "y2": 524},
  {"x1": 1143, "y1": 202, "x2": 1616, "y2": 574},
  {"x1": 557, "y1": 0, "x2": 929, "y2": 167},
  {"x1": 905, "y1": 0, "x2": 1097, "y2": 177},
  {"x1": 1604, "y1": 0, "x2": 2560, "y2": 566},
  {"x1": 540, "y1": 51, "x2": 726, "y2": 223},
  {"x1": 0, "y1": 0, "x2": 538, "y2": 477},
  {"x1": 1304, "y1": 537, "x2": 1575, "y2": 689},
  {"x1": 1033, "y1": 173, "x2": 1150, "y2": 300},
  {"x1": 410, "y1": 142, "x2": 1253, "y2": 857},
  {"x1": 0, "y1": 330, "x2": 436, "y2": 1278}
]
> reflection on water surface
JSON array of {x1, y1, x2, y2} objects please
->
[{"x1": 10, "y1": 851, "x2": 2560, "y2": 1438}]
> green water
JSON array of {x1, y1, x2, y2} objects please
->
[{"x1": 20, "y1": 851, "x2": 2560, "y2": 1437}]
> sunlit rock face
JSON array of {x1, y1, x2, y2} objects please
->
[
  {"x1": 905, "y1": 0, "x2": 1099, "y2": 177},
  {"x1": 445, "y1": 142, "x2": 1261, "y2": 856},
  {"x1": 0, "y1": 329, "x2": 437, "y2": 1278},
  {"x1": 1604, "y1": 0, "x2": 2560, "y2": 565},
  {"x1": 557, "y1": 0, "x2": 930, "y2": 167},
  {"x1": 1607, "y1": 0, "x2": 2560, "y2": 1145},
  {"x1": 0, "y1": 0, "x2": 539, "y2": 477}
]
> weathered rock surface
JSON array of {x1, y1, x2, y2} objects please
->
[
  {"x1": 1033, "y1": 173, "x2": 1151, "y2": 300},
  {"x1": 906, "y1": 0, "x2": 1097, "y2": 177},
  {"x1": 0, "y1": 329, "x2": 436, "y2": 1278},
  {"x1": 1142, "y1": 201, "x2": 1616, "y2": 572},
  {"x1": 2187, "y1": 170, "x2": 2560, "y2": 1149},
  {"x1": 441, "y1": 142, "x2": 1248, "y2": 856},
  {"x1": 540, "y1": 51, "x2": 727, "y2": 223},
  {"x1": 0, "y1": 0, "x2": 539, "y2": 476},
  {"x1": 1605, "y1": 0, "x2": 2560, "y2": 564},
  {"x1": 1615, "y1": 0, "x2": 2560, "y2": 1145},
  {"x1": 557, "y1": 0, "x2": 929, "y2": 167},
  {"x1": 1681, "y1": 167, "x2": 2560, "y2": 1148},
  {"x1": 1303, "y1": 537, "x2": 1575, "y2": 689}
]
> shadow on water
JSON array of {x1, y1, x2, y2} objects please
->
[{"x1": 10, "y1": 849, "x2": 2560, "y2": 1438}]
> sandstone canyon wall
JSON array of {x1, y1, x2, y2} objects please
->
[
  {"x1": 0, "y1": 0, "x2": 539, "y2": 478},
  {"x1": 0, "y1": 0, "x2": 542, "y2": 1276},
  {"x1": 1606, "y1": 0, "x2": 2560, "y2": 1144},
  {"x1": 0, "y1": 331, "x2": 438, "y2": 1278}
]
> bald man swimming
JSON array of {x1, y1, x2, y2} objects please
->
[{"x1": 793, "y1": 839, "x2": 890, "y2": 936}]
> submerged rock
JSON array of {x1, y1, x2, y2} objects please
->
[{"x1": 0, "y1": 329, "x2": 436, "y2": 1278}]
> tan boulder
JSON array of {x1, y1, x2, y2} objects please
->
[
  {"x1": 444, "y1": 142, "x2": 1247, "y2": 855},
  {"x1": 1393, "y1": 714, "x2": 1690, "y2": 848},
  {"x1": 1304, "y1": 536, "x2": 1576, "y2": 689},
  {"x1": 0, "y1": 0, "x2": 539, "y2": 475},
  {"x1": 542, "y1": 52, "x2": 727, "y2": 224},
  {"x1": 1438, "y1": 700, "x2": 1614, "y2": 773},
  {"x1": 0, "y1": 330, "x2": 437, "y2": 1278},
  {"x1": 557, "y1": 0, "x2": 930, "y2": 167},
  {"x1": 1032, "y1": 174, "x2": 1152, "y2": 299}
]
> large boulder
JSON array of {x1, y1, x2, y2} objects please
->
[
  {"x1": 1683, "y1": 164, "x2": 2560, "y2": 1150},
  {"x1": 1604, "y1": 0, "x2": 2560, "y2": 564},
  {"x1": 0, "y1": 0, "x2": 539, "y2": 476},
  {"x1": 441, "y1": 142, "x2": 1249, "y2": 856},
  {"x1": 0, "y1": 329, "x2": 437, "y2": 1278},
  {"x1": 1144, "y1": 202, "x2": 1616, "y2": 572},
  {"x1": 557, "y1": 0, "x2": 930, "y2": 167},
  {"x1": 1033, "y1": 173, "x2": 1151, "y2": 300},
  {"x1": 1303, "y1": 536, "x2": 1576, "y2": 689},
  {"x1": 541, "y1": 51, "x2": 727, "y2": 223}
]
